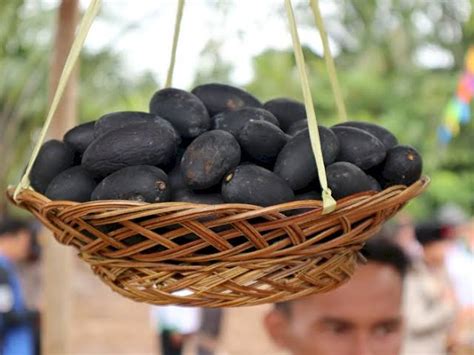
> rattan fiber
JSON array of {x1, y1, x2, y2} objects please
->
[{"x1": 8, "y1": 177, "x2": 429, "y2": 307}]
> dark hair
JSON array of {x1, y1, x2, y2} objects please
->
[
  {"x1": 415, "y1": 221, "x2": 449, "y2": 246},
  {"x1": 361, "y1": 237, "x2": 410, "y2": 277},
  {"x1": 0, "y1": 216, "x2": 32, "y2": 238},
  {"x1": 275, "y1": 237, "x2": 409, "y2": 314}
]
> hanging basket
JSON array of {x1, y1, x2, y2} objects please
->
[
  {"x1": 8, "y1": 0, "x2": 430, "y2": 307},
  {"x1": 8, "y1": 177, "x2": 428, "y2": 306}
]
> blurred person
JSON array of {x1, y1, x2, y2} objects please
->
[
  {"x1": 264, "y1": 238, "x2": 409, "y2": 355},
  {"x1": 150, "y1": 303, "x2": 200, "y2": 355},
  {"x1": 438, "y1": 204, "x2": 474, "y2": 308},
  {"x1": 0, "y1": 216, "x2": 39, "y2": 355},
  {"x1": 438, "y1": 204, "x2": 474, "y2": 353},
  {"x1": 385, "y1": 217, "x2": 457, "y2": 352},
  {"x1": 16, "y1": 221, "x2": 42, "y2": 355},
  {"x1": 401, "y1": 221, "x2": 457, "y2": 355},
  {"x1": 387, "y1": 214, "x2": 423, "y2": 262},
  {"x1": 197, "y1": 308, "x2": 224, "y2": 355}
]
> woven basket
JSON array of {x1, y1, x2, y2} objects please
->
[
  {"x1": 8, "y1": 177, "x2": 428, "y2": 307},
  {"x1": 8, "y1": 0, "x2": 430, "y2": 307}
]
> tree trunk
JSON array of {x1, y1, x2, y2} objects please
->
[{"x1": 42, "y1": 0, "x2": 78, "y2": 354}]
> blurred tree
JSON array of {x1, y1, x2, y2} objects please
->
[
  {"x1": 192, "y1": 1, "x2": 233, "y2": 87},
  {"x1": 192, "y1": 39, "x2": 233, "y2": 87},
  {"x1": 0, "y1": 0, "x2": 158, "y2": 212},
  {"x1": 244, "y1": 0, "x2": 473, "y2": 217},
  {"x1": 2, "y1": 0, "x2": 473, "y2": 217}
]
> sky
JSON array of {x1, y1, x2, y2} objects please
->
[
  {"x1": 80, "y1": 0, "x2": 337, "y2": 89},
  {"x1": 37, "y1": 0, "x2": 469, "y2": 90}
]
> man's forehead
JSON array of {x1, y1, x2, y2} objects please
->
[{"x1": 290, "y1": 263, "x2": 402, "y2": 319}]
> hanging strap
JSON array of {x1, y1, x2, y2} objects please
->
[
  {"x1": 13, "y1": 0, "x2": 102, "y2": 201},
  {"x1": 309, "y1": 0, "x2": 347, "y2": 122},
  {"x1": 15, "y1": 0, "x2": 339, "y2": 215},
  {"x1": 165, "y1": 0, "x2": 185, "y2": 88},
  {"x1": 14, "y1": 0, "x2": 186, "y2": 201},
  {"x1": 284, "y1": 0, "x2": 336, "y2": 214}
]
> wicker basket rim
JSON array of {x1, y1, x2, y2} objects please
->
[
  {"x1": 5, "y1": 177, "x2": 430, "y2": 307},
  {"x1": 8, "y1": 176, "x2": 430, "y2": 212}
]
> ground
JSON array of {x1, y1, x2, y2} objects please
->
[{"x1": 68, "y1": 258, "x2": 283, "y2": 355}]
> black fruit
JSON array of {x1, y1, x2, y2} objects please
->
[
  {"x1": 212, "y1": 107, "x2": 279, "y2": 137},
  {"x1": 167, "y1": 163, "x2": 186, "y2": 191},
  {"x1": 286, "y1": 119, "x2": 308, "y2": 136},
  {"x1": 327, "y1": 162, "x2": 375, "y2": 199},
  {"x1": 161, "y1": 144, "x2": 186, "y2": 173},
  {"x1": 149, "y1": 88, "x2": 210, "y2": 138},
  {"x1": 178, "y1": 137, "x2": 195, "y2": 149},
  {"x1": 274, "y1": 127, "x2": 340, "y2": 190},
  {"x1": 238, "y1": 120, "x2": 288, "y2": 164},
  {"x1": 382, "y1": 145, "x2": 422, "y2": 186},
  {"x1": 365, "y1": 162, "x2": 383, "y2": 178},
  {"x1": 181, "y1": 130, "x2": 241, "y2": 190},
  {"x1": 333, "y1": 121, "x2": 398, "y2": 150},
  {"x1": 45, "y1": 166, "x2": 96, "y2": 202},
  {"x1": 332, "y1": 126, "x2": 386, "y2": 170},
  {"x1": 91, "y1": 165, "x2": 170, "y2": 203},
  {"x1": 173, "y1": 189, "x2": 224, "y2": 204},
  {"x1": 263, "y1": 98, "x2": 306, "y2": 131},
  {"x1": 82, "y1": 121, "x2": 178, "y2": 177},
  {"x1": 366, "y1": 175, "x2": 382, "y2": 192},
  {"x1": 29, "y1": 140, "x2": 76, "y2": 194},
  {"x1": 222, "y1": 164, "x2": 294, "y2": 206},
  {"x1": 63, "y1": 121, "x2": 96, "y2": 154},
  {"x1": 94, "y1": 111, "x2": 180, "y2": 143},
  {"x1": 191, "y1": 83, "x2": 262, "y2": 116},
  {"x1": 295, "y1": 190, "x2": 322, "y2": 200}
]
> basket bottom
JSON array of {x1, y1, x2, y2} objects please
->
[
  {"x1": 7, "y1": 177, "x2": 430, "y2": 307},
  {"x1": 80, "y1": 248, "x2": 363, "y2": 307}
]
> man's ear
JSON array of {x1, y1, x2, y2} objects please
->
[{"x1": 263, "y1": 309, "x2": 291, "y2": 349}]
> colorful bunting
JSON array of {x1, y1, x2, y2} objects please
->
[{"x1": 438, "y1": 47, "x2": 474, "y2": 143}]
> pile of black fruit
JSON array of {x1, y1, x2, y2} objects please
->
[{"x1": 30, "y1": 83, "x2": 422, "y2": 207}]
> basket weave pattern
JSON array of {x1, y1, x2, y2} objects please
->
[{"x1": 8, "y1": 177, "x2": 428, "y2": 307}]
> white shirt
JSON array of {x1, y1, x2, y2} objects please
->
[
  {"x1": 445, "y1": 243, "x2": 474, "y2": 307},
  {"x1": 150, "y1": 305, "x2": 201, "y2": 334}
]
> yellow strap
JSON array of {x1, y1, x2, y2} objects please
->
[
  {"x1": 165, "y1": 0, "x2": 185, "y2": 88},
  {"x1": 285, "y1": 0, "x2": 336, "y2": 214},
  {"x1": 13, "y1": 0, "x2": 101, "y2": 201},
  {"x1": 309, "y1": 0, "x2": 347, "y2": 123}
]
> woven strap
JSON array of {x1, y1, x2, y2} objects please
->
[
  {"x1": 15, "y1": 0, "x2": 341, "y2": 214},
  {"x1": 13, "y1": 0, "x2": 102, "y2": 201},
  {"x1": 285, "y1": 0, "x2": 336, "y2": 214},
  {"x1": 309, "y1": 0, "x2": 347, "y2": 123},
  {"x1": 165, "y1": 0, "x2": 185, "y2": 88},
  {"x1": 13, "y1": 0, "x2": 184, "y2": 201}
]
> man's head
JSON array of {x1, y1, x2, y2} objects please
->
[
  {"x1": 264, "y1": 238, "x2": 409, "y2": 355},
  {"x1": 0, "y1": 216, "x2": 33, "y2": 262},
  {"x1": 415, "y1": 221, "x2": 451, "y2": 267}
]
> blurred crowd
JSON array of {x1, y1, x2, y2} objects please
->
[
  {"x1": 148, "y1": 203, "x2": 473, "y2": 355},
  {"x1": 0, "y1": 216, "x2": 41, "y2": 355},
  {"x1": 395, "y1": 205, "x2": 474, "y2": 355},
  {"x1": 0, "y1": 202, "x2": 472, "y2": 355}
]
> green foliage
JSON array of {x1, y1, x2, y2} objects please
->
[
  {"x1": 2, "y1": 0, "x2": 473, "y2": 219},
  {"x1": 192, "y1": 39, "x2": 233, "y2": 87},
  {"x1": 79, "y1": 50, "x2": 157, "y2": 121},
  {"x1": 242, "y1": 0, "x2": 473, "y2": 217},
  {"x1": 0, "y1": 0, "x2": 158, "y2": 212}
]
